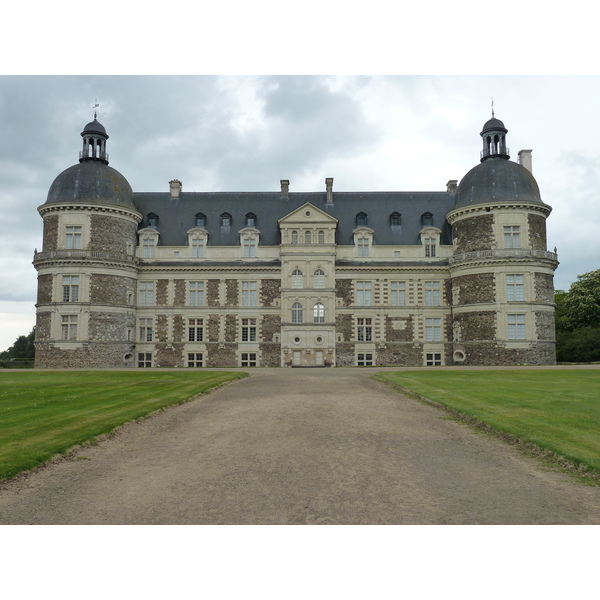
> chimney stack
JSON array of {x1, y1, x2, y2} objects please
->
[
  {"x1": 169, "y1": 179, "x2": 182, "y2": 199},
  {"x1": 446, "y1": 180, "x2": 458, "y2": 193},
  {"x1": 326, "y1": 177, "x2": 334, "y2": 205},
  {"x1": 280, "y1": 179, "x2": 290, "y2": 198},
  {"x1": 518, "y1": 150, "x2": 533, "y2": 173}
]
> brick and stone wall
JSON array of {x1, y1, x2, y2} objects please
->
[
  {"x1": 90, "y1": 214, "x2": 137, "y2": 254},
  {"x1": 259, "y1": 343, "x2": 280, "y2": 366},
  {"x1": 35, "y1": 312, "x2": 52, "y2": 341},
  {"x1": 155, "y1": 343, "x2": 185, "y2": 367},
  {"x1": 454, "y1": 311, "x2": 496, "y2": 341},
  {"x1": 90, "y1": 274, "x2": 136, "y2": 305},
  {"x1": 156, "y1": 280, "x2": 168, "y2": 306},
  {"x1": 173, "y1": 280, "x2": 186, "y2": 306},
  {"x1": 385, "y1": 316, "x2": 414, "y2": 342},
  {"x1": 208, "y1": 280, "x2": 221, "y2": 306},
  {"x1": 528, "y1": 214, "x2": 547, "y2": 251},
  {"x1": 173, "y1": 314, "x2": 185, "y2": 343},
  {"x1": 335, "y1": 342, "x2": 355, "y2": 366},
  {"x1": 335, "y1": 314, "x2": 353, "y2": 341},
  {"x1": 453, "y1": 273, "x2": 496, "y2": 305},
  {"x1": 224, "y1": 315, "x2": 237, "y2": 342},
  {"x1": 88, "y1": 311, "x2": 134, "y2": 342},
  {"x1": 37, "y1": 274, "x2": 53, "y2": 304},
  {"x1": 261, "y1": 279, "x2": 280, "y2": 307},
  {"x1": 534, "y1": 272, "x2": 554, "y2": 303},
  {"x1": 459, "y1": 342, "x2": 556, "y2": 366},
  {"x1": 207, "y1": 315, "x2": 220, "y2": 342},
  {"x1": 535, "y1": 310, "x2": 555, "y2": 341},
  {"x1": 335, "y1": 280, "x2": 353, "y2": 306},
  {"x1": 261, "y1": 315, "x2": 281, "y2": 342},
  {"x1": 206, "y1": 343, "x2": 237, "y2": 367},
  {"x1": 43, "y1": 214, "x2": 59, "y2": 251},
  {"x1": 452, "y1": 214, "x2": 494, "y2": 253},
  {"x1": 376, "y1": 343, "x2": 423, "y2": 366},
  {"x1": 34, "y1": 342, "x2": 133, "y2": 369},
  {"x1": 156, "y1": 314, "x2": 168, "y2": 342}
]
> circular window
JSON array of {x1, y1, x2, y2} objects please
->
[
  {"x1": 305, "y1": 211, "x2": 311, "y2": 217},
  {"x1": 316, "y1": 336, "x2": 323, "y2": 344},
  {"x1": 294, "y1": 336, "x2": 301, "y2": 344}
]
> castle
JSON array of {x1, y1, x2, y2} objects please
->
[{"x1": 33, "y1": 113, "x2": 558, "y2": 368}]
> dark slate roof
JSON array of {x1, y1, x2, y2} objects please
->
[
  {"x1": 455, "y1": 157, "x2": 543, "y2": 210},
  {"x1": 481, "y1": 117, "x2": 507, "y2": 134},
  {"x1": 133, "y1": 191, "x2": 455, "y2": 247},
  {"x1": 45, "y1": 161, "x2": 135, "y2": 209},
  {"x1": 82, "y1": 119, "x2": 108, "y2": 136}
]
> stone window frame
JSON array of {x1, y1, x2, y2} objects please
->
[
  {"x1": 61, "y1": 314, "x2": 78, "y2": 340},
  {"x1": 356, "y1": 281, "x2": 373, "y2": 306},
  {"x1": 138, "y1": 228, "x2": 160, "y2": 258},
  {"x1": 353, "y1": 226, "x2": 374, "y2": 258},
  {"x1": 291, "y1": 230, "x2": 299, "y2": 245},
  {"x1": 138, "y1": 352, "x2": 153, "y2": 368},
  {"x1": 357, "y1": 317, "x2": 373, "y2": 342},
  {"x1": 187, "y1": 352, "x2": 204, "y2": 367},
  {"x1": 318, "y1": 230, "x2": 325, "y2": 244},
  {"x1": 313, "y1": 269, "x2": 325, "y2": 289},
  {"x1": 240, "y1": 352, "x2": 258, "y2": 367},
  {"x1": 292, "y1": 302, "x2": 303, "y2": 324},
  {"x1": 188, "y1": 318, "x2": 204, "y2": 342},
  {"x1": 187, "y1": 227, "x2": 208, "y2": 258},
  {"x1": 507, "y1": 313, "x2": 526, "y2": 340},
  {"x1": 506, "y1": 274, "x2": 525, "y2": 302},
  {"x1": 239, "y1": 227, "x2": 260, "y2": 259},
  {"x1": 62, "y1": 275, "x2": 80, "y2": 302},
  {"x1": 138, "y1": 318, "x2": 154, "y2": 342},
  {"x1": 313, "y1": 302, "x2": 325, "y2": 323},
  {"x1": 291, "y1": 269, "x2": 303, "y2": 289},
  {"x1": 139, "y1": 281, "x2": 155, "y2": 306},
  {"x1": 503, "y1": 225, "x2": 521, "y2": 249},
  {"x1": 419, "y1": 226, "x2": 441, "y2": 258},
  {"x1": 425, "y1": 352, "x2": 443, "y2": 366},
  {"x1": 425, "y1": 317, "x2": 442, "y2": 342},
  {"x1": 241, "y1": 281, "x2": 258, "y2": 306},
  {"x1": 188, "y1": 281, "x2": 205, "y2": 307},
  {"x1": 65, "y1": 225, "x2": 83, "y2": 250},
  {"x1": 424, "y1": 281, "x2": 441, "y2": 306},
  {"x1": 241, "y1": 318, "x2": 258, "y2": 342},
  {"x1": 357, "y1": 353, "x2": 373, "y2": 366},
  {"x1": 390, "y1": 281, "x2": 406, "y2": 306}
]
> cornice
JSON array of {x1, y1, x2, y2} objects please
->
[
  {"x1": 38, "y1": 202, "x2": 143, "y2": 223},
  {"x1": 446, "y1": 201, "x2": 552, "y2": 224}
]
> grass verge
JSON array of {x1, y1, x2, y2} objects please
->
[
  {"x1": 374, "y1": 369, "x2": 600, "y2": 485},
  {"x1": 0, "y1": 370, "x2": 247, "y2": 480}
]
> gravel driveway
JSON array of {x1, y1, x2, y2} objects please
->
[{"x1": 1, "y1": 368, "x2": 599, "y2": 524}]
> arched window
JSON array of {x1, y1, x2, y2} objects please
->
[
  {"x1": 421, "y1": 212, "x2": 433, "y2": 227},
  {"x1": 291, "y1": 269, "x2": 303, "y2": 289},
  {"x1": 147, "y1": 213, "x2": 158, "y2": 227},
  {"x1": 292, "y1": 302, "x2": 303, "y2": 324},
  {"x1": 245, "y1": 213, "x2": 257, "y2": 228},
  {"x1": 291, "y1": 230, "x2": 298, "y2": 244},
  {"x1": 318, "y1": 230, "x2": 325, "y2": 244},
  {"x1": 313, "y1": 303, "x2": 325, "y2": 323},
  {"x1": 305, "y1": 230, "x2": 312, "y2": 244},
  {"x1": 356, "y1": 212, "x2": 368, "y2": 227},
  {"x1": 195, "y1": 213, "x2": 206, "y2": 228},
  {"x1": 314, "y1": 269, "x2": 325, "y2": 289},
  {"x1": 390, "y1": 212, "x2": 401, "y2": 227}
]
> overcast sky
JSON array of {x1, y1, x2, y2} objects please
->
[{"x1": 1, "y1": 74, "x2": 599, "y2": 350}]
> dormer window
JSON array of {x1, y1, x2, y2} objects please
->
[
  {"x1": 147, "y1": 213, "x2": 158, "y2": 227},
  {"x1": 356, "y1": 212, "x2": 368, "y2": 227},
  {"x1": 221, "y1": 213, "x2": 231, "y2": 228},
  {"x1": 390, "y1": 212, "x2": 401, "y2": 228},
  {"x1": 421, "y1": 212, "x2": 433, "y2": 227},
  {"x1": 243, "y1": 237, "x2": 257, "y2": 258},
  {"x1": 419, "y1": 226, "x2": 441, "y2": 258},
  {"x1": 195, "y1": 213, "x2": 206, "y2": 228},
  {"x1": 245, "y1": 213, "x2": 257, "y2": 228}
]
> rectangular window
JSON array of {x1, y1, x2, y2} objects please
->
[
  {"x1": 425, "y1": 318, "x2": 442, "y2": 342},
  {"x1": 191, "y1": 239, "x2": 204, "y2": 258},
  {"x1": 425, "y1": 281, "x2": 441, "y2": 306},
  {"x1": 142, "y1": 238, "x2": 155, "y2": 258},
  {"x1": 390, "y1": 281, "x2": 406, "y2": 306},
  {"x1": 357, "y1": 318, "x2": 373, "y2": 342},
  {"x1": 357, "y1": 239, "x2": 369, "y2": 257},
  {"x1": 187, "y1": 352, "x2": 203, "y2": 367},
  {"x1": 356, "y1": 281, "x2": 372, "y2": 306},
  {"x1": 313, "y1": 271, "x2": 325, "y2": 289},
  {"x1": 426, "y1": 352, "x2": 442, "y2": 366},
  {"x1": 504, "y1": 226, "x2": 521, "y2": 248},
  {"x1": 65, "y1": 226, "x2": 82, "y2": 250},
  {"x1": 507, "y1": 314, "x2": 526, "y2": 340},
  {"x1": 139, "y1": 318, "x2": 154, "y2": 342},
  {"x1": 62, "y1": 275, "x2": 80, "y2": 302},
  {"x1": 243, "y1": 239, "x2": 256, "y2": 258},
  {"x1": 241, "y1": 318, "x2": 257, "y2": 342},
  {"x1": 188, "y1": 318, "x2": 204, "y2": 342},
  {"x1": 241, "y1": 352, "x2": 257, "y2": 367},
  {"x1": 425, "y1": 238, "x2": 436, "y2": 257},
  {"x1": 61, "y1": 315, "x2": 78, "y2": 340},
  {"x1": 139, "y1": 282, "x2": 154, "y2": 306},
  {"x1": 189, "y1": 281, "x2": 205, "y2": 306},
  {"x1": 357, "y1": 353, "x2": 373, "y2": 366},
  {"x1": 506, "y1": 274, "x2": 525, "y2": 301},
  {"x1": 242, "y1": 281, "x2": 258, "y2": 306},
  {"x1": 138, "y1": 352, "x2": 152, "y2": 368}
]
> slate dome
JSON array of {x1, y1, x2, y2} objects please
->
[
  {"x1": 481, "y1": 117, "x2": 507, "y2": 134},
  {"x1": 45, "y1": 160, "x2": 135, "y2": 209},
  {"x1": 455, "y1": 157, "x2": 542, "y2": 210},
  {"x1": 82, "y1": 118, "x2": 107, "y2": 136}
]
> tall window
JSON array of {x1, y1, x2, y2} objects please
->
[
  {"x1": 357, "y1": 318, "x2": 373, "y2": 341},
  {"x1": 139, "y1": 318, "x2": 154, "y2": 342},
  {"x1": 356, "y1": 281, "x2": 372, "y2": 306},
  {"x1": 243, "y1": 238, "x2": 256, "y2": 258},
  {"x1": 507, "y1": 275, "x2": 525, "y2": 301},
  {"x1": 61, "y1": 315, "x2": 78, "y2": 340},
  {"x1": 242, "y1": 281, "x2": 258, "y2": 306},
  {"x1": 291, "y1": 231, "x2": 299, "y2": 244},
  {"x1": 390, "y1": 281, "x2": 406, "y2": 306},
  {"x1": 142, "y1": 238, "x2": 155, "y2": 258},
  {"x1": 189, "y1": 282, "x2": 205, "y2": 306},
  {"x1": 508, "y1": 314, "x2": 526, "y2": 340},
  {"x1": 65, "y1": 226, "x2": 82, "y2": 250},
  {"x1": 291, "y1": 269, "x2": 303, "y2": 289},
  {"x1": 139, "y1": 282, "x2": 154, "y2": 306},
  {"x1": 357, "y1": 238, "x2": 369, "y2": 257},
  {"x1": 314, "y1": 269, "x2": 325, "y2": 289},
  {"x1": 425, "y1": 237, "x2": 436, "y2": 257},
  {"x1": 425, "y1": 281, "x2": 441, "y2": 306},
  {"x1": 305, "y1": 230, "x2": 312, "y2": 244},
  {"x1": 313, "y1": 303, "x2": 325, "y2": 323},
  {"x1": 504, "y1": 226, "x2": 521, "y2": 248},
  {"x1": 191, "y1": 239, "x2": 204, "y2": 257},
  {"x1": 292, "y1": 302, "x2": 303, "y2": 324},
  {"x1": 318, "y1": 230, "x2": 325, "y2": 244},
  {"x1": 62, "y1": 276, "x2": 80, "y2": 302},
  {"x1": 188, "y1": 318, "x2": 204, "y2": 342},
  {"x1": 425, "y1": 318, "x2": 442, "y2": 342},
  {"x1": 241, "y1": 318, "x2": 257, "y2": 341}
]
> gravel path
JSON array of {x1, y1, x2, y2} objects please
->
[{"x1": 1, "y1": 368, "x2": 599, "y2": 524}]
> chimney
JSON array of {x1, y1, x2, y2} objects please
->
[
  {"x1": 518, "y1": 150, "x2": 533, "y2": 173},
  {"x1": 280, "y1": 179, "x2": 290, "y2": 198},
  {"x1": 169, "y1": 179, "x2": 182, "y2": 199},
  {"x1": 326, "y1": 177, "x2": 334, "y2": 204},
  {"x1": 446, "y1": 180, "x2": 458, "y2": 193}
]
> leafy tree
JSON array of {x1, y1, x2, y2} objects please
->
[
  {"x1": 0, "y1": 328, "x2": 35, "y2": 360},
  {"x1": 562, "y1": 269, "x2": 600, "y2": 331}
]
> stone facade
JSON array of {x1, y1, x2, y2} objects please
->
[{"x1": 453, "y1": 214, "x2": 494, "y2": 253}]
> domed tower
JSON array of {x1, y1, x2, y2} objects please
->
[
  {"x1": 33, "y1": 115, "x2": 142, "y2": 368},
  {"x1": 446, "y1": 115, "x2": 559, "y2": 365}
]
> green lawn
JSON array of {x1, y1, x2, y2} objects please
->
[
  {"x1": 0, "y1": 370, "x2": 247, "y2": 480},
  {"x1": 374, "y1": 369, "x2": 600, "y2": 477}
]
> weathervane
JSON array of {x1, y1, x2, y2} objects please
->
[{"x1": 93, "y1": 99, "x2": 99, "y2": 120}]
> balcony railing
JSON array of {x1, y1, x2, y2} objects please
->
[
  {"x1": 33, "y1": 249, "x2": 138, "y2": 264},
  {"x1": 450, "y1": 248, "x2": 557, "y2": 264}
]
